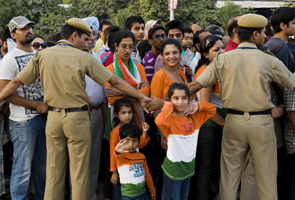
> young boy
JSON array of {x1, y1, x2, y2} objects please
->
[
  {"x1": 115, "y1": 124, "x2": 156, "y2": 200},
  {"x1": 124, "y1": 16, "x2": 145, "y2": 63}
]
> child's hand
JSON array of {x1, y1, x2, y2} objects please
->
[
  {"x1": 183, "y1": 102, "x2": 199, "y2": 116},
  {"x1": 142, "y1": 122, "x2": 150, "y2": 133},
  {"x1": 110, "y1": 171, "x2": 119, "y2": 185},
  {"x1": 151, "y1": 196, "x2": 156, "y2": 200},
  {"x1": 115, "y1": 139, "x2": 132, "y2": 153}
]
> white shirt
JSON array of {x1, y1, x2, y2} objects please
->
[
  {"x1": 85, "y1": 51, "x2": 106, "y2": 107},
  {"x1": 0, "y1": 48, "x2": 43, "y2": 121}
]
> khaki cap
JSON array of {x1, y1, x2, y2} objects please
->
[
  {"x1": 66, "y1": 18, "x2": 91, "y2": 36},
  {"x1": 146, "y1": 19, "x2": 162, "y2": 26},
  {"x1": 238, "y1": 14, "x2": 267, "y2": 28}
]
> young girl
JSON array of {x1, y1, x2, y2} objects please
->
[
  {"x1": 155, "y1": 83, "x2": 216, "y2": 200},
  {"x1": 108, "y1": 97, "x2": 150, "y2": 199}
]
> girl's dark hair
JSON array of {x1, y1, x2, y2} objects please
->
[
  {"x1": 114, "y1": 29, "x2": 135, "y2": 47},
  {"x1": 167, "y1": 82, "x2": 190, "y2": 100},
  {"x1": 160, "y1": 38, "x2": 182, "y2": 55},
  {"x1": 112, "y1": 97, "x2": 134, "y2": 127},
  {"x1": 195, "y1": 34, "x2": 222, "y2": 74},
  {"x1": 33, "y1": 35, "x2": 44, "y2": 41},
  {"x1": 107, "y1": 26, "x2": 121, "y2": 52},
  {"x1": 119, "y1": 124, "x2": 141, "y2": 141}
]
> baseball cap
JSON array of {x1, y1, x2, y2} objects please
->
[
  {"x1": 146, "y1": 19, "x2": 162, "y2": 27},
  {"x1": 9, "y1": 16, "x2": 35, "y2": 33}
]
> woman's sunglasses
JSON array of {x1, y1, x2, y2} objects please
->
[{"x1": 31, "y1": 41, "x2": 56, "y2": 49}]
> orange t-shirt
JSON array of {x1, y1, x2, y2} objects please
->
[
  {"x1": 115, "y1": 151, "x2": 156, "y2": 197},
  {"x1": 105, "y1": 62, "x2": 150, "y2": 105},
  {"x1": 150, "y1": 69, "x2": 188, "y2": 99},
  {"x1": 109, "y1": 126, "x2": 150, "y2": 172}
]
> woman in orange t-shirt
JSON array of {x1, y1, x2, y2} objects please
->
[
  {"x1": 150, "y1": 38, "x2": 188, "y2": 151},
  {"x1": 150, "y1": 38, "x2": 189, "y2": 103},
  {"x1": 190, "y1": 34, "x2": 225, "y2": 200}
]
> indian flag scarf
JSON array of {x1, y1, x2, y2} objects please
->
[{"x1": 104, "y1": 55, "x2": 145, "y2": 139}]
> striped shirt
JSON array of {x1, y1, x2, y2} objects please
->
[
  {"x1": 155, "y1": 102, "x2": 216, "y2": 181},
  {"x1": 115, "y1": 151, "x2": 156, "y2": 197},
  {"x1": 142, "y1": 51, "x2": 158, "y2": 84}
]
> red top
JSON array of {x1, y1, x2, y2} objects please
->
[{"x1": 224, "y1": 39, "x2": 238, "y2": 52}]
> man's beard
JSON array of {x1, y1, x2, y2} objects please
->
[
  {"x1": 87, "y1": 39, "x2": 97, "y2": 50},
  {"x1": 20, "y1": 34, "x2": 34, "y2": 45}
]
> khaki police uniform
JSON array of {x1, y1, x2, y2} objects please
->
[
  {"x1": 197, "y1": 40, "x2": 295, "y2": 200},
  {"x1": 16, "y1": 23, "x2": 113, "y2": 200}
]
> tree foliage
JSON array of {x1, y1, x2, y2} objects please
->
[
  {"x1": 0, "y1": 0, "x2": 256, "y2": 39},
  {"x1": 218, "y1": 0, "x2": 255, "y2": 34}
]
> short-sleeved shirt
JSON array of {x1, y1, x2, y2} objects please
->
[
  {"x1": 142, "y1": 51, "x2": 158, "y2": 84},
  {"x1": 0, "y1": 48, "x2": 43, "y2": 121},
  {"x1": 196, "y1": 42, "x2": 295, "y2": 112},
  {"x1": 150, "y1": 69, "x2": 188, "y2": 99},
  {"x1": 17, "y1": 40, "x2": 113, "y2": 109},
  {"x1": 267, "y1": 37, "x2": 295, "y2": 73}
]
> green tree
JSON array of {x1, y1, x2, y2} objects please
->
[
  {"x1": 218, "y1": 0, "x2": 254, "y2": 34},
  {"x1": 110, "y1": 0, "x2": 219, "y2": 29},
  {"x1": 283, "y1": 1, "x2": 295, "y2": 8}
]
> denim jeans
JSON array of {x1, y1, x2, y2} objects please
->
[
  {"x1": 162, "y1": 172, "x2": 191, "y2": 200},
  {"x1": 122, "y1": 191, "x2": 149, "y2": 200},
  {"x1": 113, "y1": 183, "x2": 122, "y2": 200},
  {"x1": 9, "y1": 116, "x2": 46, "y2": 200},
  {"x1": 189, "y1": 124, "x2": 222, "y2": 200}
]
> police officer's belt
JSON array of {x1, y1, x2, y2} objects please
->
[
  {"x1": 48, "y1": 105, "x2": 88, "y2": 113},
  {"x1": 227, "y1": 109, "x2": 271, "y2": 115}
]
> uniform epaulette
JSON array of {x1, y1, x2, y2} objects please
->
[{"x1": 262, "y1": 50, "x2": 276, "y2": 58}]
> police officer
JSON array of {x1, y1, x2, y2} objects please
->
[
  {"x1": 0, "y1": 18, "x2": 151, "y2": 200},
  {"x1": 186, "y1": 14, "x2": 295, "y2": 200}
]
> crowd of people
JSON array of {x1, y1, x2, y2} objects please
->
[{"x1": 0, "y1": 6, "x2": 294, "y2": 200}]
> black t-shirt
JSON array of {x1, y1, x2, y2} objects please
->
[{"x1": 267, "y1": 37, "x2": 295, "y2": 73}]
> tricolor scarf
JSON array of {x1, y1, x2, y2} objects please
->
[
  {"x1": 114, "y1": 55, "x2": 141, "y2": 89},
  {"x1": 103, "y1": 55, "x2": 145, "y2": 139}
]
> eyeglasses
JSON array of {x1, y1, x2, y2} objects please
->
[
  {"x1": 31, "y1": 42, "x2": 46, "y2": 49},
  {"x1": 184, "y1": 37, "x2": 193, "y2": 41},
  {"x1": 31, "y1": 41, "x2": 56, "y2": 49},
  {"x1": 120, "y1": 45, "x2": 134, "y2": 51},
  {"x1": 205, "y1": 34, "x2": 222, "y2": 48},
  {"x1": 151, "y1": 34, "x2": 166, "y2": 40}
]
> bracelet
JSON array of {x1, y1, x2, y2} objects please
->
[{"x1": 0, "y1": 112, "x2": 6, "y2": 118}]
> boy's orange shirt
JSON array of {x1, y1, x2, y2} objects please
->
[
  {"x1": 115, "y1": 151, "x2": 156, "y2": 197},
  {"x1": 109, "y1": 126, "x2": 150, "y2": 172}
]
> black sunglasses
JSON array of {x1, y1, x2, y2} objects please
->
[
  {"x1": 31, "y1": 42, "x2": 46, "y2": 49},
  {"x1": 31, "y1": 41, "x2": 56, "y2": 49}
]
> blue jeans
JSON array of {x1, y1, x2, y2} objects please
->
[
  {"x1": 122, "y1": 192, "x2": 149, "y2": 200},
  {"x1": 162, "y1": 172, "x2": 191, "y2": 200},
  {"x1": 9, "y1": 116, "x2": 46, "y2": 200},
  {"x1": 113, "y1": 183, "x2": 122, "y2": 200}
]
